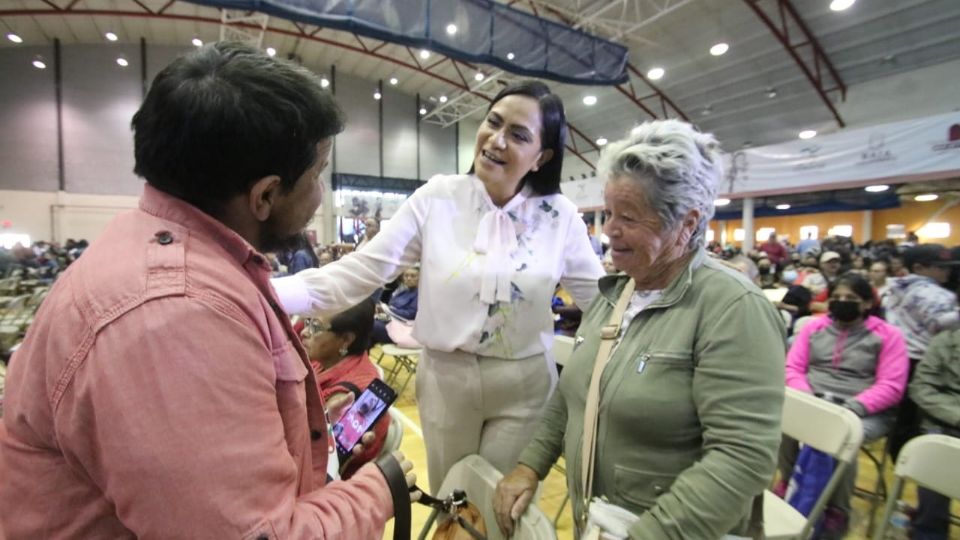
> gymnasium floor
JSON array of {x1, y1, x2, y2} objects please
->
[{"x1": 374, "y1": 349, "x2": 959, "y2": 540}]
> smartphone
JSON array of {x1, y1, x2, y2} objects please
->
[{"x1": 332, "y1": 379, "x2": 397, "y2": 461}]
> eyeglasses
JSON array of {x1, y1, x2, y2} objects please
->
[{"x1": 302, "y1": 318, "x2": 331, "y2": 336}]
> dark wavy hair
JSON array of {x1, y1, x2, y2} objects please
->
[
  {"x1": 469, "y1": 80, "x2": 567, "y2": 195},
  {"x1": 330, "y1": 299, "x2": 376, "y2": 356},
  {"x1": 132, "y1": 42, "x2": 345, "y2": 213}
]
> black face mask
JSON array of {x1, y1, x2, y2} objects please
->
[
  {"x1": 758, "y1": 266, "x2": 771, "y2": 276},
  {"x1": 829, "y1": 300, "x2": 862, "y2": 323}
]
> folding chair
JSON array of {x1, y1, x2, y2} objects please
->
[
  {"x1": 418, "y1": 454, "x2": 556, "y2": 540},
  {"x1": 872, "y1": 434, "x2": 960, "y2": 540},
  {"x1": 380, "y1": 344, "x2": 420, "y2": 397},
  {"x1": 764, "y1": 387, "x2": 864, "y2": 540}
]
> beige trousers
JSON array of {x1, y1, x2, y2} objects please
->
[{"x1": 416, "y1": 348, "x2": 556, "y2": 493}]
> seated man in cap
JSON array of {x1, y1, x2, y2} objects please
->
[{"x1": 809, "y1": 250, "x2": 845, "y2": 313}]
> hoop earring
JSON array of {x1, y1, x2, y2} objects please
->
[{"x1": 339, "y1": 346, "x2": 349, "y2": 357}]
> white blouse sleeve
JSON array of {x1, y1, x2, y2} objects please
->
[
  {"x1": 559, "y1": 210, "x2": 604, "y2": 310},
  {"x1": 271, "y1": 185, "x2": 429, "y2": 317}
]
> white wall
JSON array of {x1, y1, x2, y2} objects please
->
[{"x1": 0, "y1": 189, "x2": 140, "y2": 243}]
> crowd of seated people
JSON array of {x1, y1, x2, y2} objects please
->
[{"x1": 0, "y1": 238, "x2": 88, "y2": 280}]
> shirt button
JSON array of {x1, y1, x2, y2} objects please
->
[
  {"x1": 155, "y1": 231, "x2": 173, "y2": 245},
  {"x1": 311, "y1": 429, "x2": 323, "y2": 441}
]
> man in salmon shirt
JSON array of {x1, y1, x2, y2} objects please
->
[{"x1": 0, "y1": 42, "x2": 415, "y2": 538}]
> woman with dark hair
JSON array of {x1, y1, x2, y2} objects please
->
[
  {"x1": 778, "y1": 272, "x2": 909, "y2": 538},
  {"x1": 299, "y1": 299, "x2": 385, "y2": 478},
  {"x1": 273, "y1": 80, "x2": 603, "y2": 491}
]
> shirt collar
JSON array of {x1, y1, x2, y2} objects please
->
[{"x1": 138, "y1": 184, "x2": 270, "y2": 271}]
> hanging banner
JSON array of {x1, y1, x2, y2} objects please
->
[
  {"x1": 721, "y1": 111, "x2": 960, "y2": 197},
  {"x1": 560, "y1": 177, "x2": 605, "y2": 209},
  {"x1": 560, "y1": 111, "x2": 960, "y2": 209}
]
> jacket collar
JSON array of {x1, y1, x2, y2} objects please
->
[{"x1": 598, "y1": 247, "x2": 708, "y2": 309}]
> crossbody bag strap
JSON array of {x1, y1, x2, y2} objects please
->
[{"x1": 580, "y1": 278, "x2": 636, "y2": 523}]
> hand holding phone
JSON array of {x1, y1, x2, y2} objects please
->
[{"x1": 333, "y1": 379, "x2": 397, "y2": 461}]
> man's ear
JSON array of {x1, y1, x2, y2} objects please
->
[{"x1": 248, "y1": 175, "x2": 283, "y2": 223}]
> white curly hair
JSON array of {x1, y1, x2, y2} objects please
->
[{"x1": 597, "y1": 119, "x2": 722, "y2": 251}]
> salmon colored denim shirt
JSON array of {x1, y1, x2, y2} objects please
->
[{"x1": 0, "y1": 185, "x2": 393, "y2": 539}]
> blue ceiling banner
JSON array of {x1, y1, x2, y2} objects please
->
[{"x1": 186, "y1": 0, "x2": 630, "y2": 85}]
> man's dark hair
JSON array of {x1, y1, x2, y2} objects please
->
[
  {"x1": 330, "y1": 299, "x2": 375, "y2": 356},
  {"x1": 469, "y1": 80, "x2": 567, "y2": 196},
  {"x1": 132, "y1": 42, "x2": 344, "y2": 212}
]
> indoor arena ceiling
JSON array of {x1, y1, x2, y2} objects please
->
[{"x1": 2, "y1": 0, "x2": 959, "y2": 171}]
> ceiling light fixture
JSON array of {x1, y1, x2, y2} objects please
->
[
  {"x1": 701, "y1": 105, "x2": 713, "y2": 116},
  {"x1": 776, "y1": 204, "x2": 791, "y2": 210},
  {"x1": 419, "y1": 107, "x2": 427, "y2": 115},
  {"x1": 373, "y1": 91, "x2": 382, "y2": 100},
  {"x1": 714, "y1": 198, "x2": 731, "y2": 207},
  {"x1": 191, "y1": 37, "x2": 203, "y2": 47},
  {"x1": 766, "y1": 87, "x2": 778, "y2": 99},
  {"x1": 419, "y1": 49, "x2": 430, "y2": 60},
  {"x1": 582, "y1": 95, "x2": 597, "y2": 106},
  {"x1": 647, "y1": 67, "x2": 665, "y2": 80},
  {"x1": 105, "y1": 32, "x2": 118, "y2": 42},
  {"x1": 320, "y1": 77, "x2": 330, "y2": 88},
  {"x1": 474, "y1": 72, "x2": 484, "y2": 82},
  {"x1": 596, "y1": 137, "x2": 608, "y2": 146},
  {"x1": 446, "y1": 23, "x2": 457, "y2": 35},
  {"x1": 32, "y1": 58, "x2": 46, "y2": 69},
  {"x1": 7, "y1": 33, "x2": 23, "y2": 44},
  {"x1": 116, "y1": 57, "x2": 129, "y2": 67},
  {"x1": 266, "y1": 47, "x2": 277, "y2": 57},
  {"x1": 389, "y1": 77, "x2": 398, "y2": 85},
  {"x1": 506, "y1": 52, "x2": 515, "y2": 60},
  {"x1": 829, "y1": 0, "x2": 856, "y2": 11},
  {"x1": 914, "y1": 194, "x2": 938, "y2": 202},
  {"x1": 799, "y1": 130, "x2": 817, "y2": 139},
  {"x1": 439, "y1": 95, "x2": 448, "y2": 103},
  {"x1": 865, "y1": 185, "x2": 889, "y2": 193},
  {"x1": 709, "y1": 43, "x2": 729, "y2": 56}
]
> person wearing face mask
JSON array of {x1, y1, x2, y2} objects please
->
[{"x1": 778, "y1": 273, "x2": 909, "y2": 539}]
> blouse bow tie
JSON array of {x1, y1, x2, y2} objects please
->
[{"x1": 474, "y1": 208, "x2": 519, "y2": 305}]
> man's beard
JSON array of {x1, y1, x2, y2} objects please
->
[{"x1": 260, "y1": 228, "x2": 308, "y2": 254}]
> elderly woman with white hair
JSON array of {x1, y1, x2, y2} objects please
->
[{"x1": 494, "y1": 120, "x2": 786, "y2": 539}]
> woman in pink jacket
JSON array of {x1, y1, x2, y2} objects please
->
[{"x1": 777, "y1": 272, "x2": 908, "y2": 539}]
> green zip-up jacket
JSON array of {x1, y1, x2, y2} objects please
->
[
  {"x1": 910, "y1": 328, "x2": 960, "y2": 431},
  {"x1": 519, "y1": 249, "x2": 786, "y2": 539}
]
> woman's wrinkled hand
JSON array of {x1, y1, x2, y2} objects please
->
[{"x1": 493, "y1": 464, "x2": 538, "y2": 537}]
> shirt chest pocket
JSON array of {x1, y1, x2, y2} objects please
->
[{"x1": 274, "y1": 340, "x2": 309, "y2": 415}]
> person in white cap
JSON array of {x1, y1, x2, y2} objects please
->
[{"x1": 809, "y1": 250, "x2": 844, "y2": 313}]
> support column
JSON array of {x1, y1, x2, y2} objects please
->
[
  {"x1": 594, "y1": 210, "x2": 602, "y2": 238},
  {"x1": 742, "y1": 198, "x2": 755, "y2": 252},
  {"x1": 862, "y1": 210, "x2": 873, "y2": 243},
  {"x1": 719, "y1": 220, "x2": 728, "y2": 246}
]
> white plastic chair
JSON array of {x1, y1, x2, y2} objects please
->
[
  {"x1": 872, "y1": 434, "x2": 960, "y2": 540},
  {"x1": 418, "y1": 454, "x2": 557, "y2": 540},
  {"x1": 763, "y1": 387, "x2": 864, "y2": 540},
  {"x1": 377, "y1": 408, "x2": 404, "y2": 459}
]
